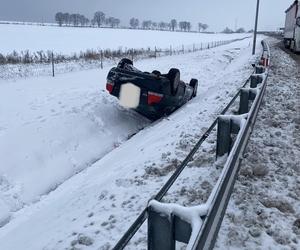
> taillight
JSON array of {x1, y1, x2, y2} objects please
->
[
  {"x1": 148, "y1": 91, "x2": 163, "y2": 105},
  {"x1": 106, "y1": 82, "x2": 114, "y2": 93}
]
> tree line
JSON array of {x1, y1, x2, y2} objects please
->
[
  {"x1": 55, "y1": 11, "x2": 209, "y2": 32},
  {"x1": 55, "y1": 11, "x2": 120, "y2": 28},
  {"x1": 55, "y1": 11, "x2": 247, "y2": 33},
  {"x1": 222, "y1": 27, "x2": 246, "y2": 33},
  {"x1": 129, "y1": 19, "x2": 199, "y2": 32}
]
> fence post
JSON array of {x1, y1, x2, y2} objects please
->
[
  {"x1": 51, "y1": 51, "x2": 55, "y2": 77},
  {"x1": 193, "y1": 44, "x2": 195, "y2": 52},
  {"x1": 182, "y1": 45, "x2": 184, "y2": 54},
  {"x1": 131, "y1": 49, "x2": 134, "y2": 61},
  {"x1": 100, "y1": 50, "x2": 103, "y2": 69},
  {"x1": 154, "y1": 46, "x2": 157, "y2": 59},
  {"x1": 201, "y1": 43, "x2": 202, "y2": 50}
]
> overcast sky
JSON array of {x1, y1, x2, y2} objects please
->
[{"x1": 0, "y1": 0, "x2": 291, "y2": 31}]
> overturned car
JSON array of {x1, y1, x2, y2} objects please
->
[{"x1": 106, "y1": 58, "x2": 198, "y2": 120}]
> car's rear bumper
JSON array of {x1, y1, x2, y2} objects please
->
[{"x1": 110, "y1": 84, "x2": 176, "y2": 119}]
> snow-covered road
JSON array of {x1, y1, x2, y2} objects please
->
[{"x1": 0, "y1": 36, "x2": 263, "y2": 249}]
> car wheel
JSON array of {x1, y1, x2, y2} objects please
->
[
  {"x1": 152, "y1": 70, "x2": 161, "y2": 76},
  {"x1": 117, "y1": 58, "x2": 133, "y2": 69},
  {"x1": 189, "y1": 79, "x2": 198, "y2": 98},
  {"x1": 167, "y1": 68, "x2": 180, "y2": 95}
]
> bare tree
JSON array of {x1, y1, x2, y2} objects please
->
[
  {"x1": 179, "y1": 21, "x2": 185, "y2": 31},
  {"x1": 186, "y1": 22, "x2": 191, "y2": 32},
  {"x1": 105, "y1": 17, "x2": 120, "y2": 28},
  {"x1": 152, "y1": 22, "x2": 157, "y2": 30},
  {"x1": 236, "y1": 27, "x2": 245, "y2": 33},
  {"x1": 142, "y1": 20, "x2": 152, "y2": 29},
  {"x1": 79, "y1": 15, "x2": 89, "y2": 26},
  {"x1": 130, "y1": 18, "x2": 139, "y2": 29},
  {"x1": 166, "y1": 23, "x2": 171, "y2": 30},
  {"x1": 179, "y1": 21, "x2": 191, "y2": 32},
  {"x1": 55, "y1": 12, "x2": 64, "y2": 26},
  {"x1": 198, "y1": 22, "x2": 203, "y2": 32},
  {"x1": 170, "y1": 19, "x2": 177, "y2": 31},
  {"x1": 93, "y1": 11, "x2": 105, "y2": 27},
  {"x1": 114, "y1": 18, "x2": 120, "y2": 27},
  {"x1": 70, "y1": 14, "x2": 81, "y2": 26},
  {"x1": 106, "y1": 17, "x2": 112, "y2": 27},
  {"x1": 222, "y1": 27, "x2": 234, "y2": 33},
  {"x1": 63, "y1": 13, "x2": 70, "y2": 26},
  {"x1": 202, "y1": 24, "x2": 208, "y2": 32},
  {"x1": 158, "y1": 21, "x2": 166, "y2": 30},
  {"x1": 198, "y1": 23, "x2": 208, "y2": 32}
]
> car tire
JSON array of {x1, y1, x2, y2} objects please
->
[
  {"x1": 152, "y1": 70, "x2": 161, "y2": 76},
  {"x1": 167, "y1": 68, "x2": 180, "y2": 95},
  {"x1": 117, "y1": 58, "x2": 133, "y2": 69},
  {"x1": 189, "y1": 79, "x2": 198, "y2": 98}
]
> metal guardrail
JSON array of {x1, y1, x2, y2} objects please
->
[
  {"x1": 113, "y1": 40, "x2": 270, "y2": 250},
  {"x1": 191, "y1": 40, "x2": 270, "y2": 250}
]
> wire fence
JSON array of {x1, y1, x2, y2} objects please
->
[{"x1": 0, "y1": 36, "x2": 251, "y2": 77}]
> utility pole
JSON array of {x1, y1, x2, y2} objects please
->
[{"x1": 252, "y1": 0, "x2": 260, "y2": 55}]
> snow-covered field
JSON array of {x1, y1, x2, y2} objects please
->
[
  {"x1": 0, "y1": 35, "x2": 264, "y2": 249},
  {"x1": 0, "y1": 23, "x2": 249, "y2": 54}
]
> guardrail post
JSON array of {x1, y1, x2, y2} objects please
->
[
  {"x1": 216, "y1": 115, "x2": 243, "y2": 157},
  {"x1": 250, "y1": 74, "x2": 263, "y2": 88},
  {"x1": 148, "y1": 203, "x2": 193, "y2": 250},
  {"x1": 216, "y1": 116, "x2": 232, "y2": 157},
  {"x1": 239, "y1": 88, "x2": 257, "y2": 114},
  {"x1": 239, "y1": 89, "x2": 250, "y2": 114},
  {"x1": 148, "y1": 206, "x2": 175, "y2": 250},
  {"x1": 255, "y1": 65, "x2": 265, "y2": 74}
]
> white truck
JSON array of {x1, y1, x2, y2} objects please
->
[{"x1": 284, "y1": 0, "x2": 300, "y2": 52}]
